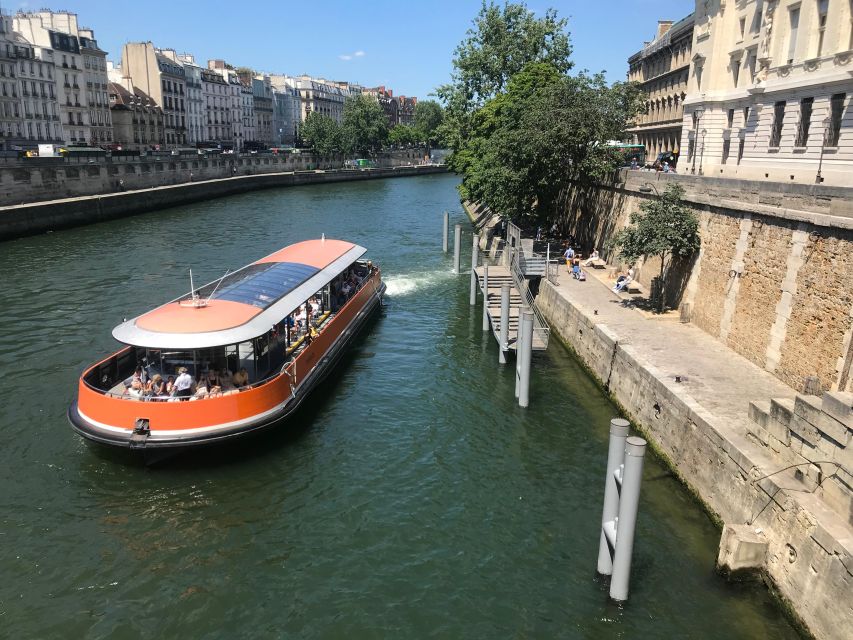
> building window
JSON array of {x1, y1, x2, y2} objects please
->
[
  {"x1": 787, "y1": 6, "x2": 800, "y2": 64},
  {"x1": 751, "y1": 1, "x2": 764, "y2": 33},
  {"x1": 721, "y1": 138, "x2": 731, "y2": 164},
  {"x1": 739, "y1": 17, "x2": 746, "y2": 40},
  {"x1": 727, "y1": 108, "x2": 735, "y2": 128},
  {"x1": 770, "y1": 101, "x2": 786, "y2": 147},
  {"x1": 732, "y1": 58, "x2": 741, "y2": 87},
  {"x1": 795, "y1": 97, "x2": 813, "y2": 146},
  {"x1": 817, "y1": 0, "x2": 828, "y2": 57},
  {"x1": 746, "y1": 50, "x2": 757, "y2": 82},
  {"x1": 737, "y1": 138, "x2": 745, "y2": 164},
  {"x1": 827, "y1": 93, "x2": 845, "y2": 146}
]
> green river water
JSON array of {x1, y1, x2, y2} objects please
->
[{"x1": 0, "y1": 173, "x2": 800, "y2": 638}]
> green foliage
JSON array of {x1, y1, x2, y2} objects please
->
[
  {"x1": 413, "y1": 100, "x2": 444, "y2": 146},
  {"x1": 299, "y1": 112, "x2": 341, "y2": 155},
  {"x1": 340, "y1": 94, "x2": 389, "y2": 156},
  {"x1": 389, "y1": 125, "x2": 419, "y2": 147},
  {"x1": 610, "y1": 183, "x2": 700, "y2": 311},
  {"x1": 436, "y1": 1, "x2": 573, "y2": 155},
  {"x1": 452, "y1": 60, "x2": 643, "y2": 221}
]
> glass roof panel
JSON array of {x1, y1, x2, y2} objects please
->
[{"x1": 198, "y1": 262, "x2": 320, "y2": 309}]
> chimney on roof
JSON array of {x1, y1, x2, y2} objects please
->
[{"x1": 656, "y1": 20, "x2": 674, "y2": 40}]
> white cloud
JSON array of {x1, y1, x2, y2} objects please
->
[{"x1": 339, "y1": 50, "x2": 366, "y2": 62}]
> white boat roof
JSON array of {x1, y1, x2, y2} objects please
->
[{"x1": 112, "y1": 239, "x2": 366, "y2": 349}]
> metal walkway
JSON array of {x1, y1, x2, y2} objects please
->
[{"x1": 475, "y1": 265, "x2": 548, "y2": 351}]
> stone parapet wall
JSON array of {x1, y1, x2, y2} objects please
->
[
  {"x1": 0, "y1": 164, "x2": 446, "y2": 242},
  {"x1": 535, "y1": 281, "x2": 852, "y2": 640},
  {"x1": 559, "y1": 174, "x2": 853, "y2": 394},
  {"x1": 0, "y1": 149, "x2": 427, "y2": 207}
]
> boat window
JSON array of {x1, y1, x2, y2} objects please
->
[{"x1": 196, "y1": 261, "x2": 319, "y2": 310}]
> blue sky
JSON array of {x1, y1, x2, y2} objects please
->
[{"x1": 15, "y1": 0, "x2": 695, "y2": 98}]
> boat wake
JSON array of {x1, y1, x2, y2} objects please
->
[{"x1": 384, "y1": 270, "x2": 456, "y2": 297}]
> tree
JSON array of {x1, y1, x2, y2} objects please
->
[
  {"x1": 389, "y1": 124, "x2": 418, "y2": 147},
  {"x1": 340, "y1": 94, "x2": 388, "y2": 156},
  {"x1": 299, "y1": 112, "x2": 341, "y2": 155},
  {"x1": 453, "y1": 61, "x2": 643, "y2": 222},
  {"x1": 413, "y1": 100, "x2": 444, "y2": 151},
  {"x1": 610, "y1": 184, "x2": 700, "y2": 312},
  {"x1": 436, "y1": 1, "x2": 572, "y2": 152}
]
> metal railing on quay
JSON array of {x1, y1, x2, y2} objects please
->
[{"x1": 508, "y1": 249, "x2": 550, "y2": 349}]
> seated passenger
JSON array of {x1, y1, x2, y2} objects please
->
[
  {"x1": 127, "y1": 378, "x2": 145, "y2": 398},
  {"x1": 148, "y1": 374, "x2": 166, "y2": 397},
  {"x1": 165, "y1": 375, "x2": 176, "y2": 395},
  {"x1": 232, "y1": 367, "x2": 249, "y2": 388},
  {"x1": 205, "y1": 369, "x2": 222, "y2": 390},
  {"x1": 192, "y1": 382, "x2": 209, "y2": 400}
]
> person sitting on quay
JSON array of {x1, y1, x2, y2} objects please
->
[
  {"x1": 582, "y1": 248, "x2": 600, "y2": 267},
  {"x1": 613, "y1": 267, "x2": 635, "y2": 292}
]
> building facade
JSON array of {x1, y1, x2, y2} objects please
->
[
  {"x1": 365, "y1": 86, "x2": 398, "y2": 127},
  {"x1": 284, "y1": 75, "x2": 348, "y2": 123},
  {"x1": 121, "y1": 42, "x2": 187, "y2": 147},
  {"x1": 626, "y1": 15, "x2": 695, "y2": 163},
  {"x1": 13, "y1": 10, "x2": 112, "y2": 147},
  {"x1": 252, "y1": 75, "x2": 274, "y2": 148},
  {"x1": 680, "y1": 0, "x2": 853, "y2": 185},
  {"x1": 108, "y1": 81, "x2": 164, "y2": 149},
  {"x1": 398, "y1": 95, "x2": 417, "y2": 127},
  {"x1": 172, "y1": 53, "x2": 203, "y2": 146},
  {"x1": 270, "y1": 76, "x2": 300, "y2": 145},
  {"x1": 200, "y1": 68, "x2": 230, "y2": 148}
]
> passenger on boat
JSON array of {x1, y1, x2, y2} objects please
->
[
  {"x1": 205, "y1": 369, "x2": 222, "y2": 390},
  {"x1": 147, "y1": 374, "x2": 166, "y2": 397},
  {"x1": 192, "y1": 381, "x2": 209, "y2": 400},
  {"x1": 165, "y1": 375, "x2": 176, "y2": 395},
  {"x1": 232, "y1": 367, "x2": 249, "y2": 388},
  {"x1": 173, "y1": 367, "x2": 193, "y2": 399},
  {"x1": 127, "y1": 377, "x2": 145, "y2": 398}
]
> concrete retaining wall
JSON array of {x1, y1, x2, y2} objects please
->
[
  {"x1": 0, "y1": 165, "x2": 446, "y2": 241},
  {"x1": 535, "y1": 280, "x2": 852, "y2": 640}
]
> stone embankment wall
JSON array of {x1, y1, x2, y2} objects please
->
[
  {"x1": 535, "y1": 282, "x2": 852, "y2": 640},
  {"x1": 0, "y1": 164, "x2": 445, "y2": 241},
  {"x1": 560, "y1": 171, "x2": 853, "y2": 396},
  {"x1": 0, "y1": 148, "x2": 426, "y2": 207}
]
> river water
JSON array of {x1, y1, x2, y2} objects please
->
[{"x1": 0, "y1": 173, "x2": 799, "y2": 638}]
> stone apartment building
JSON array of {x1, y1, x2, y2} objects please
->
[
  {"x1": 365, "y1": 86, "x2": 398, "y2": 127},
  {"x1": 121, "y1": 42, "x2": 187, "y2": 147},
  {"x1": 14, "y1": 10, "x2": 112, "y2": 147},
  {"x1": 200, "y1": 68, "x2": 231, "y2": 148},
  {"x1": 252, "y1": 75, "x2": 274, "y2": 148},
  {"x1": 626, "y1": 15, "x2": 695, "y2": 163},
  {"x1": 398, "y1": 95, "x2": 417, "y2": 127},
  {"x1": 107, "y1": 81, "x2": 164, "y2": 149},
  {"x1": 284, "y1": 75, "x2": 348, "y2": 123},
  {"x1": 0, "y1": 15, "x2": 63, "y2": 150},
  {"x1": 170, "y1": 52, "x2": 203, "y2": 146},
  {"x1": 680, "y1": 0, "x2": 853, "y2": 185},
  {"x1": 208, "y1": 60, "x2": 244, "y2": 151},
  {"x1": 270, "y1": 76, "x2": 300, "y2": 145}
]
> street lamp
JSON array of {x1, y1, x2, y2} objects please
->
[
  {"x1": 698, "y1": 128, "x2": 707, "y2": 176},
  {"x1": 690, "y1": 107, "x2": 704, "y2": 175},
  {"x1": 815, "y1": 116, "x2": 831, "y2": 183}
]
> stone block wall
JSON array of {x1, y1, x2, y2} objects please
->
[
  {"x1": 535, "y1": 282, "x2": 853, "y2": 640},
  {"x1": 0, "y1": 149, "x2": 427, "y2": 207},
  {"x1": 559, "y1": 174, "x2": 853, "y2": 394}
]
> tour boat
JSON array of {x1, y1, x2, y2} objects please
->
[{"x1": 69, "y1": 237, "x2": 385, "y2": 452}]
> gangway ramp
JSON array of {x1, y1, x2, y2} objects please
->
[{"x1": 475, "y1": 265, "x2": 548, "y2": 351}]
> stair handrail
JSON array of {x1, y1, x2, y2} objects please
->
[{"x1": 508, "y1": 248, "x2": 550, "y2": 348}]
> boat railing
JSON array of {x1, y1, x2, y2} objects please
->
[{"x1": 82, "y1": 267, "x2": 383, "y2": 403}]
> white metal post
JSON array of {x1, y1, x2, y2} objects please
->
[
  {"x1": 609, "y1": 436, "x2": 647, "y2": 602},
  {"x1": 482, "y1": 264, "x2": 490, "y2": 331},
  {"x1": 518, "y1": 310, "x2": 534, "y2": 407},
  {"x1": 453, "y1": 224, "x2": 462, "y2": 274},
  {"x1": 499, "y1": 284, "x2": 510, "y2": 364},
  {"x1": 442, "y1": 211, "x2": 449, "y2": 252},
  {"x1": 515, "y1": 306, "x2": 525, "y2": 398},
  {"x1": 598, "y1": 418, "x2": 630, "y2": 575},
  {"x1": 470, "y1": 233, "x2": 479, "y2": 305}
]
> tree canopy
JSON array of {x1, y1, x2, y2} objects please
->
[
  {"x1": 610, "y1": 184, "x2": 700, "y2": 311},
  {"x1": 413, "y1": 100, "x2": 444, "y2": 148},
  {"x1": 438, "y1": 1, "x2": 643, "y2": 223},
  {"x1": 299, "y1": 112, "x2": 341, "y2": 155},
  {"x1": 341, "y1": 94, "x2": 389, "y2": 156}
]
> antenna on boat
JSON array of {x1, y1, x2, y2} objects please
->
[
  {"x1": 207, "y1": 269, "x2": 230, "y2": 299},
  {"x1": 180, "y1": 268, "x2": 209, "y2": 308},
  {"x1": 321, "y1": 233, "x2": 325, "y2": 242}
]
